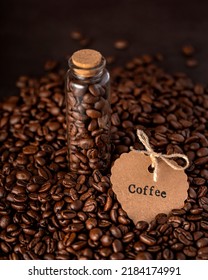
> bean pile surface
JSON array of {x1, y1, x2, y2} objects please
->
[{"x1": 0, "y1": 55, "x2": 208, "y2": 260}]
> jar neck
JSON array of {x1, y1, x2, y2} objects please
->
[{"x1": 68, "y1": 57, "x2": 106, "y2": 82}]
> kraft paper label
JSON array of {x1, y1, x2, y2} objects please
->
[{"x1": 111, "y1": 151, "x2": 189, "y2": 223}]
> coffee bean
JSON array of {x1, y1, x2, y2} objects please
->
[
  {"x1": 16, "y1": 170, "x2": 31, "y2": 181},
  {"x1": 85, "y1": 218, "x2": 97, "y2": 230},
  {"x1": 99, "y1": 247, "x2": 112, "y2": 257},
  {"x1": 83, "y1": 199, "x2": 97, "y2": 212},
  {"x1": 196, "y1": 238, "x2": 208, "y2": 248},
  {"x1": 27, "y1": 184, "x2": 40, "y2": 193},
  {"x1": 92, "y1": 181, "x2": 107, "y2": 192},
  {"x1": 177, "y1": 233, "x2": 193, "y2": 246},
  {"x1": 162, "y1": 248, "x2": 174, "y2": 260},
  {"x1": 186, "y1": 58, "x2": 198, "y2": 68},
  {"x1": 197, "y1": 147, "x2": 208, "y2": 157},
  {"x1": 193, "y1": 231, "x2": 204, "y2": 241},
  {"x1": 198, "y1": 246, "x2": 208, "y2": 255},
  {"x1": 61, "y1": 210, "x2": 76, "y2": 219},
  {"x1": 47, "y1": 122, "x2": 61, "y2": 131},
  {"x1": 70, "y1": 200, "x2": 83, "y2": 211},
  {"x1": 23, "y1": 145, "x2": 38, "y2": 155},
  {"x1": 86, "y1": 109, "x2": 102, "y2": 119},
  {"x1": 133, "y1": 241, "x2": 146, "y2": 252},
  {"x1": 200, "y1": 220, "x2": 208, "y2": 230},
  {"x1": 100, "y1": 235, "x2": 113, "y2": 247},
  {"x1": 0, "y1": 241, "x2": 12, "y2": 253},
  {"x1": 89, "y1": 228, "x2": 103, "y2": 241},
  {"x1": 0, "y1": 215, "x2": 11, "y2": 228},
  {"x1": 168, "y1": 133, "x2": 185, "y2": 143},
  {"x1": 78, "y1": 139, "x2": 94, "y2": 150},
  {"x1": 171, "y1": 242, "x2": 184, "y2": 251},
  {"x1": 70, "y1": 30, "x2": 83, "y2": 40},
  {"x1": 110, "y1": 252, "x2": 125, "y2": 260},
  {"x1": 135, "y1": 221, "x2": 149, "y2": 231},
  {"x1": 199, "y1": 197, "x2": 208, "y2": 212},
  {"x1": 176, "y1": 252, "x2": 186, "y2": 260},
  {"x1": 168, "y1": 215, "x2": 183, "y2": 227},
  {"x1": 139, "y1": 233, "x2": 156, "y2": 246},
  {"x1": 72, "y1": 241, "x2": 87, "y2": 251},
  {"x1": 183, "y1": 246, "x2": 197, "y2": 257},
  {"x1": 110, "y1": 225, "x2": 122, "y2": 239},
  {"x1": 196, "y1": 254, "x2": 208, "y2": 260},
  {"x1": 33, "y1": 176, "x2": 46, "y2": 185},
  {"x1": 44, "y1": 60, "x2": 58, "y2": 71},
  {"x1": 67, "y1": 223, "x2": 84, "y2": 232},
  {"x1": 182, "y1": 44, "x2": 195, "y2": 56},
  {"x1": 112, "y1": 239, "x2": 123, "y2": 253},
  {"x1": 135, "y1": 252, "x2": 153, "y2": 260},
  {"x1": 114, "y1": 39, "x2": 129, "y2": 50}
]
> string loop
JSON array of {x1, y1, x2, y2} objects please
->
[{"x1": 131, "y1": 129, "x2": 189, "y2": 182}]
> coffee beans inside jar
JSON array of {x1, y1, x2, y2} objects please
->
[
  {"x1": 0, "y1": 52, "x2": 208, "y2": 260},
  {"x1": 65, "y1": 49, "x2": 111, "y2": 174}
]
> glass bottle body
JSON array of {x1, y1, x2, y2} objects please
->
[{"x1": 65, "y1": 65, "x2": 111, "y2": 174}]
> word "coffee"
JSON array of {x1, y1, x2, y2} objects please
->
[{"x1": 128, "y1": 184, "x2": 167, "y2": 198}]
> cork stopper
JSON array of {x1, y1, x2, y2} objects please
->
[{"x1": 71, "y1": 49, "x2": 103, "y2": 77}]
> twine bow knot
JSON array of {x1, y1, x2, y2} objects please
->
[{"x1": 131, "y1": 129, "x2": 189, "y2": 182}]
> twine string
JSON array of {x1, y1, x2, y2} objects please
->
[{"x1": 131, "y1": 129, "x2": 189, "y2": 182}]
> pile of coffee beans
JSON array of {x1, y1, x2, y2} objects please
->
[
  {"x1": 0, "y1": 54, "x2": 208, "y2": 260},
  {"x1": 66, "y1": 71, "x2": 111, "y2": 174}
]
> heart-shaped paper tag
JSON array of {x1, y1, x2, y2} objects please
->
[{"x1": 111, "y1": 150, "x2": 189, "y2": 223}]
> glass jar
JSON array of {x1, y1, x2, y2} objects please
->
[{"x1": 65, "y1": 49, "x2": 111, "y2": 174}]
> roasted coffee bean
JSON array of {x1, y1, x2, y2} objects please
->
[
  {"x1": 182, "y1": 44, "x2": 195, "y2": 56},
  {"x1": 135, "y1": 252, "x2": 153, "y2": 260},
  {"x1": 85, "y1": 218, "x2": 97, "y2": 230},
  {"x1": 110, "y1": 252, "x2": 125, "y2": 260},
  {"x1": 67, "y1": 223, "x2": 84, "y2": 232},
  {"x1": 177, "y1": 233, "x2": 193, "y2": 246},
  {"x1": 110, "y1": 225, "x2": 122, "y2": 238},
  {"x1": 139, "y1": 233, "x2": 156, "y2": 246},
  {"x1": 16, "y1": 170, "x2": 31, "y2": 181},
  {"x1": 162, "y1": 248, "x2": 174, "y2": 260},
  {"x1": 100, "y1": 235, "x2": 113, "y2": 247},
  {"x1": 197, "y1": 246, "x2": 208, "y2": 255},
  {"x1": 196, "y1": 238, "x2": 208, "y2": 248},
  {"x1": 183, "y1": 246, "x2": 197, "y2": 257},
  {"x1": 70, "y1": 200, "x2": 83, "y2": 211},
  {"x1": 135, "y1": 221, "x2": 149, "y2": 231},
  {"x1": 23, "y1": 145, "x2": 38, "y2": 155},
  {"x1": 83, "y1": 198, "x2": 97, "y2": 212},
  {"x1": 0, "y1": 215, "x2": 11, "y2": 229},
  {"x1": 133, "y1": 241, "x2": 146, "y2": 252},
  {"x1": 60, "y1": 210, "x2": 76, "y2": 220},
  {"x1": 201, "y1": 220, "x2": 208, "y2": 230},
  {"x1": 70, "y1": 30, "x2": 83, "y2": 40},
  {"x1": 186, "y1": 58, "x2": 198, "y2": 68},
  {"x1": 171, "y1": 242, "x2": 184, "y2": 253},
  {"x1": 176, "y1": 252, "x2": 186, "y2": 260},
  {"x1": 114, "y1": 39, "x2": 129, "y2": 50},
  {"x1": 199, "y1": 197, "x2": 208, "y2": 212},
  {"x1": 89, "y1": 228, "x2": 103, "y2": 241},
  {"x1": 112, "y1": 239, "x2": 123, "y2": 253},
  {"x1": 99, "y1": 247, "x2": 113, "y2": 257},
  {"x1": 196, "y1": 254, "x2": 208, "y2": 260},
  {"x1": 72, "y1": 241, "x2": 87, "y2": 251}
]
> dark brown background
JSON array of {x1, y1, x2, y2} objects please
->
[{"x1": 1, "y1": 0, "x2": 208, "y2": 99}]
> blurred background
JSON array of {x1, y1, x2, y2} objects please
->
[{"x1": 1, "y1": 0, "x2": 208, "y2": 98}]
